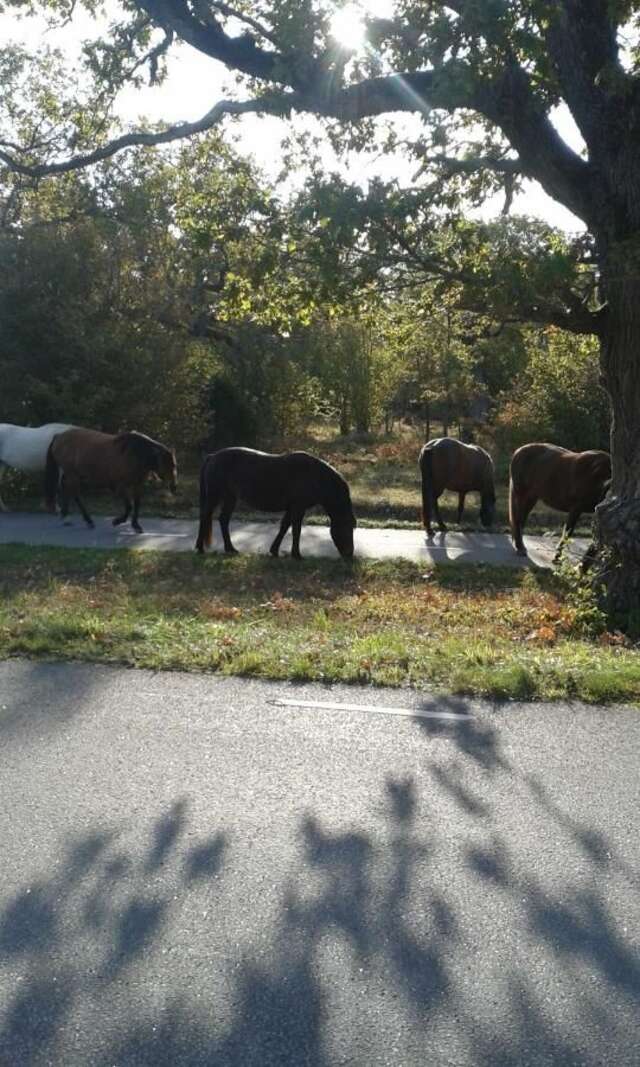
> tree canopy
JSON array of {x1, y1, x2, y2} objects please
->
[{"x1": 2, "y1": 0, "x2": 640, "y2": 618}]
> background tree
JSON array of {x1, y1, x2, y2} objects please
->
[{"x1": 2, "y1": 0, "x2": 639, "y2": 617}]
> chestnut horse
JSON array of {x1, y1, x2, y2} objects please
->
[
  {"x1": 419, "y1": 437, "x2": 496, "y2": 537},
  {"x1": 509, "y1": 442, "x2": 611, "y2": 556},
  {"x1": 195, "y1": 447, "x2": 356, "y2": 559},
  {"x1": 45, "y1": 427, "x2": 177, "y2": 531}
]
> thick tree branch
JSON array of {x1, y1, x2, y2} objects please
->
[
  {"x1": 412, "y1": 152, "x2": 522, "y2": 182},
  {"x1": 130, "y1": 27, "x2": 175, "y2": 85},
  {"x1": 0, "y1": 96, "x2": 283, "y2": 178},
  {"x1": 545, "y1": 1, "x2": 622, "y2": 150},
  {"x1": 1, "y1": 29, "x2": 592, "y2": 228},
  {"x1": 206, "y1": 1, "x2": 280, "y2": 47},
  {"x1": 133, "y1": 1, "x2": 593, "y2": 217},
  {"x1": 137, "y1": 0, "x2": 320, "y2": 89}
]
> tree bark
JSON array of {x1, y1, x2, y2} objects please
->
[
  {"x1": 590, "y1": 239, "x2": 640, "y2": 625},
  {"x1": 339, "y1": 401, "x2": 350, "y2": 436},
  {"x1": 424, "y1": 405, "x2": 430, "y2": 443}
]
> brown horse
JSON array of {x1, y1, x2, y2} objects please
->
[
  {"x1": 195, "y1": 447, "x2": 356, "y2": 559},
  {"x1": 419, "y1": 437, "x2": 496, "y2": 537},
  {"x1": 45, "y1": 428, "x2": 177, "y2": 531},
  {"x1": 509, "y1": 442, "x2": 611, "y2": 556}
]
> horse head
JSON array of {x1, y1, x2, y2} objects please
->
[
  {"x1": 155, "y1": 445, "x2": 178, "y2": 494},
  {"x1": 329, "y1": 500, "x2": 357, "y2": 560},
  {"x1": 117, "y1": 432, "x2": 177, "y2": 492}
]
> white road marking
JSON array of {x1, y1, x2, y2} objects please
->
[{"x1": 270, "y1": 698, "x2": 474, "y2": 721}]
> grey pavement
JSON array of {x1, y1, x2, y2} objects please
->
[
  {"x1": 1, "y1": 658, "x2": 639, "y2": 1065},
  {"x1": 0, "y1": 511, "x2": 589, "y2": 567}
]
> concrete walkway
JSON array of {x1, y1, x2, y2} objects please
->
[{"x1": 0, "y1": 511, "x2": 588, "y2": 567}]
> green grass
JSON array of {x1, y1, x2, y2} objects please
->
[
  {"x1": 1, "y1": 544, "x2": 637, "y2": 704},
  {"x1": 1, "y1": 425, "x2": 594, "y2": 534}
]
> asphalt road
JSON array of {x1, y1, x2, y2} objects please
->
[
  {"x1": 1, "y1": 659, "x2": 639, "y2": 1066},
  {"x1": 0, "y1": 512, "x2": 589, "y2": 568}
]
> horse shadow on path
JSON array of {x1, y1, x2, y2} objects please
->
[{"x1": 1, "y1": 724, "x2": 639, "y2": 1066}]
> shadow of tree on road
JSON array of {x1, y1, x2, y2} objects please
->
[
  {"x1": 0, "y1": 800, "x2": 228, "y2": 1066},
  {"x1": 1, "y1": 740, "x2": 639, "y2": 1066}
]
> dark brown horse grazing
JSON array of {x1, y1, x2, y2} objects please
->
[
  {"x1": 509, "y1": 442, "x2": 611, "y2": 557},
  {"x1": 419, "y1": 437, "x2": 496, "y2": 537},
  {"x1": 45, "y1": 428, "x2": 177, "y2": 532},
  {"x1": 195, "y1": 447, "x2": 356, "y2": 559}
]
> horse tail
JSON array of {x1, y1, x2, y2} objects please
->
[
  {"x1": 196, "y1": 459, "x2": 214, "y2": 552},
  {"x1": 44, "y1": 440, "x2": 60, "y2": 513},
  {"x1": 420, "y1": 447, "x2": 433, "y2": 528},
  {"x1": 508, "y1": 463, "x2": 517, "y2": 534}
]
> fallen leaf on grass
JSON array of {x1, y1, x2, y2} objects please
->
[
  {"x1": 200, "y1": 603, "x2": 242, "y2": 621},
  {"x1": 598, "y1": 630, "x2": 630, "y2": 647},
  {"x1": 524, "y1": 625, "x2": 557, "y2": 644},
  {"x1": 260, "y1": 593, "x2": 295, "y2": 613}
]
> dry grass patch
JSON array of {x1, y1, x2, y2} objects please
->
[{"x1": 0, "y1": 545, "x2": 638, "y2": 703}]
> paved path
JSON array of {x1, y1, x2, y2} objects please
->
[
  {"x1": 1, "y1": 659, "x2": 639, "y2": 1066},
  {"x1": 0, "y1": 511, "x2": 588, "y2": 567}
]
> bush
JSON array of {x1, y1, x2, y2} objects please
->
[{"x1": 493, "y1": 328, "x2": 609, "y2": 457}]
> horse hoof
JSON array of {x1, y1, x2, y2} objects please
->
[
  {"x1": 132, "y1": 523, "x2": 143, "y2": 533},
  {"x1": 516, "y1": 547, "x2": 527, "y2": 557},
  {"x1": 270, "y1": 549, "x2": 280, "y2": 558},
  {"x1": 224, "y1": 547, "x2": 239, "y2": 555}
]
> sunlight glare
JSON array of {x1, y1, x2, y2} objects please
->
[{"x1": 330, "y1": 4, "x2": 366, "y2": 49}]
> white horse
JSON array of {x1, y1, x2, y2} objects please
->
[{"x1": 0, "y1": 422, "x2": 74, "y2": 511}]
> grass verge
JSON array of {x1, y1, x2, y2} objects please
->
[{"x1": 1, "y1": 544, "x2": 638, "y2": 703}]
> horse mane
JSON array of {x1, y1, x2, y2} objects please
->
[
  {"x1": 477, "y1": 446, "x2": 496, "y2": 499},
  {"x1": 114, "y1": 431, "x2": 169, "y2": 463},
  {"x1": 320, "y1": 459, "x2": 353, "y2": 516}
]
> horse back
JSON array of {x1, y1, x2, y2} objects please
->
[
  {"x1": 511, "y1": 443, "x2": 610, "y2": 511},
  {"x1": 51, "y1": 428, "x2": 140, "y2": 487},
  {"x1": 421, "y1": 437, "x2": 493, "y2": 494},
  {"x1": 204, "y1": 447, "x2": 349, "y2": 513},
  {"x1": 0, "y1": 422, "x2": 74, "y2": 471}
]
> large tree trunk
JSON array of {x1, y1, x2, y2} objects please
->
[{"x1": 590, "y1": 244, "x2": 640, "y2": 625}]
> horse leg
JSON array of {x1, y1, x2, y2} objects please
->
[
  {"x1": 434, "y1": 493, "x2": 447, "y2": 533},
  {"x1": 421, "y1": 464, "x2": 434, "y2": 537},
  {"x1": 219, "y1": 493, "x2": 238, "y2": 554},
  {"x1": 270, "y1": 508, "x2": 292, "y2": 558},
  {"x1": 554, "y1": 509, "x2": 581, "y2": 562},
  {"x1": 290, "y1": 508, "x2": 305, "y2": 560},
  {"x1": 511, "y1": 493, "x2": 536, "y2": 556},
  {"x1": 112, "y1": 494, "x2": 132, "y2": 526},
  {"x1": 73, "y1": 493, "x2": 94, "y2": 529},
  {"x1": 457, "y1": 492, "x2": 466, "y2": 524},
  {"x1": 564, "y1": 509, "x2": 581, "y2": 539},
  {"x1": 58, "y1": 475, "x2": 71, "y2": 523},
  {"x1": 196, "y1": 487, "x2": 221, "y2": 553},
  {"x1": 423, "y1": 489, "x2": 434, "y2": 538},
  {"x1": 131, "y1": 490, "x2": 144, "y2": 533}
]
